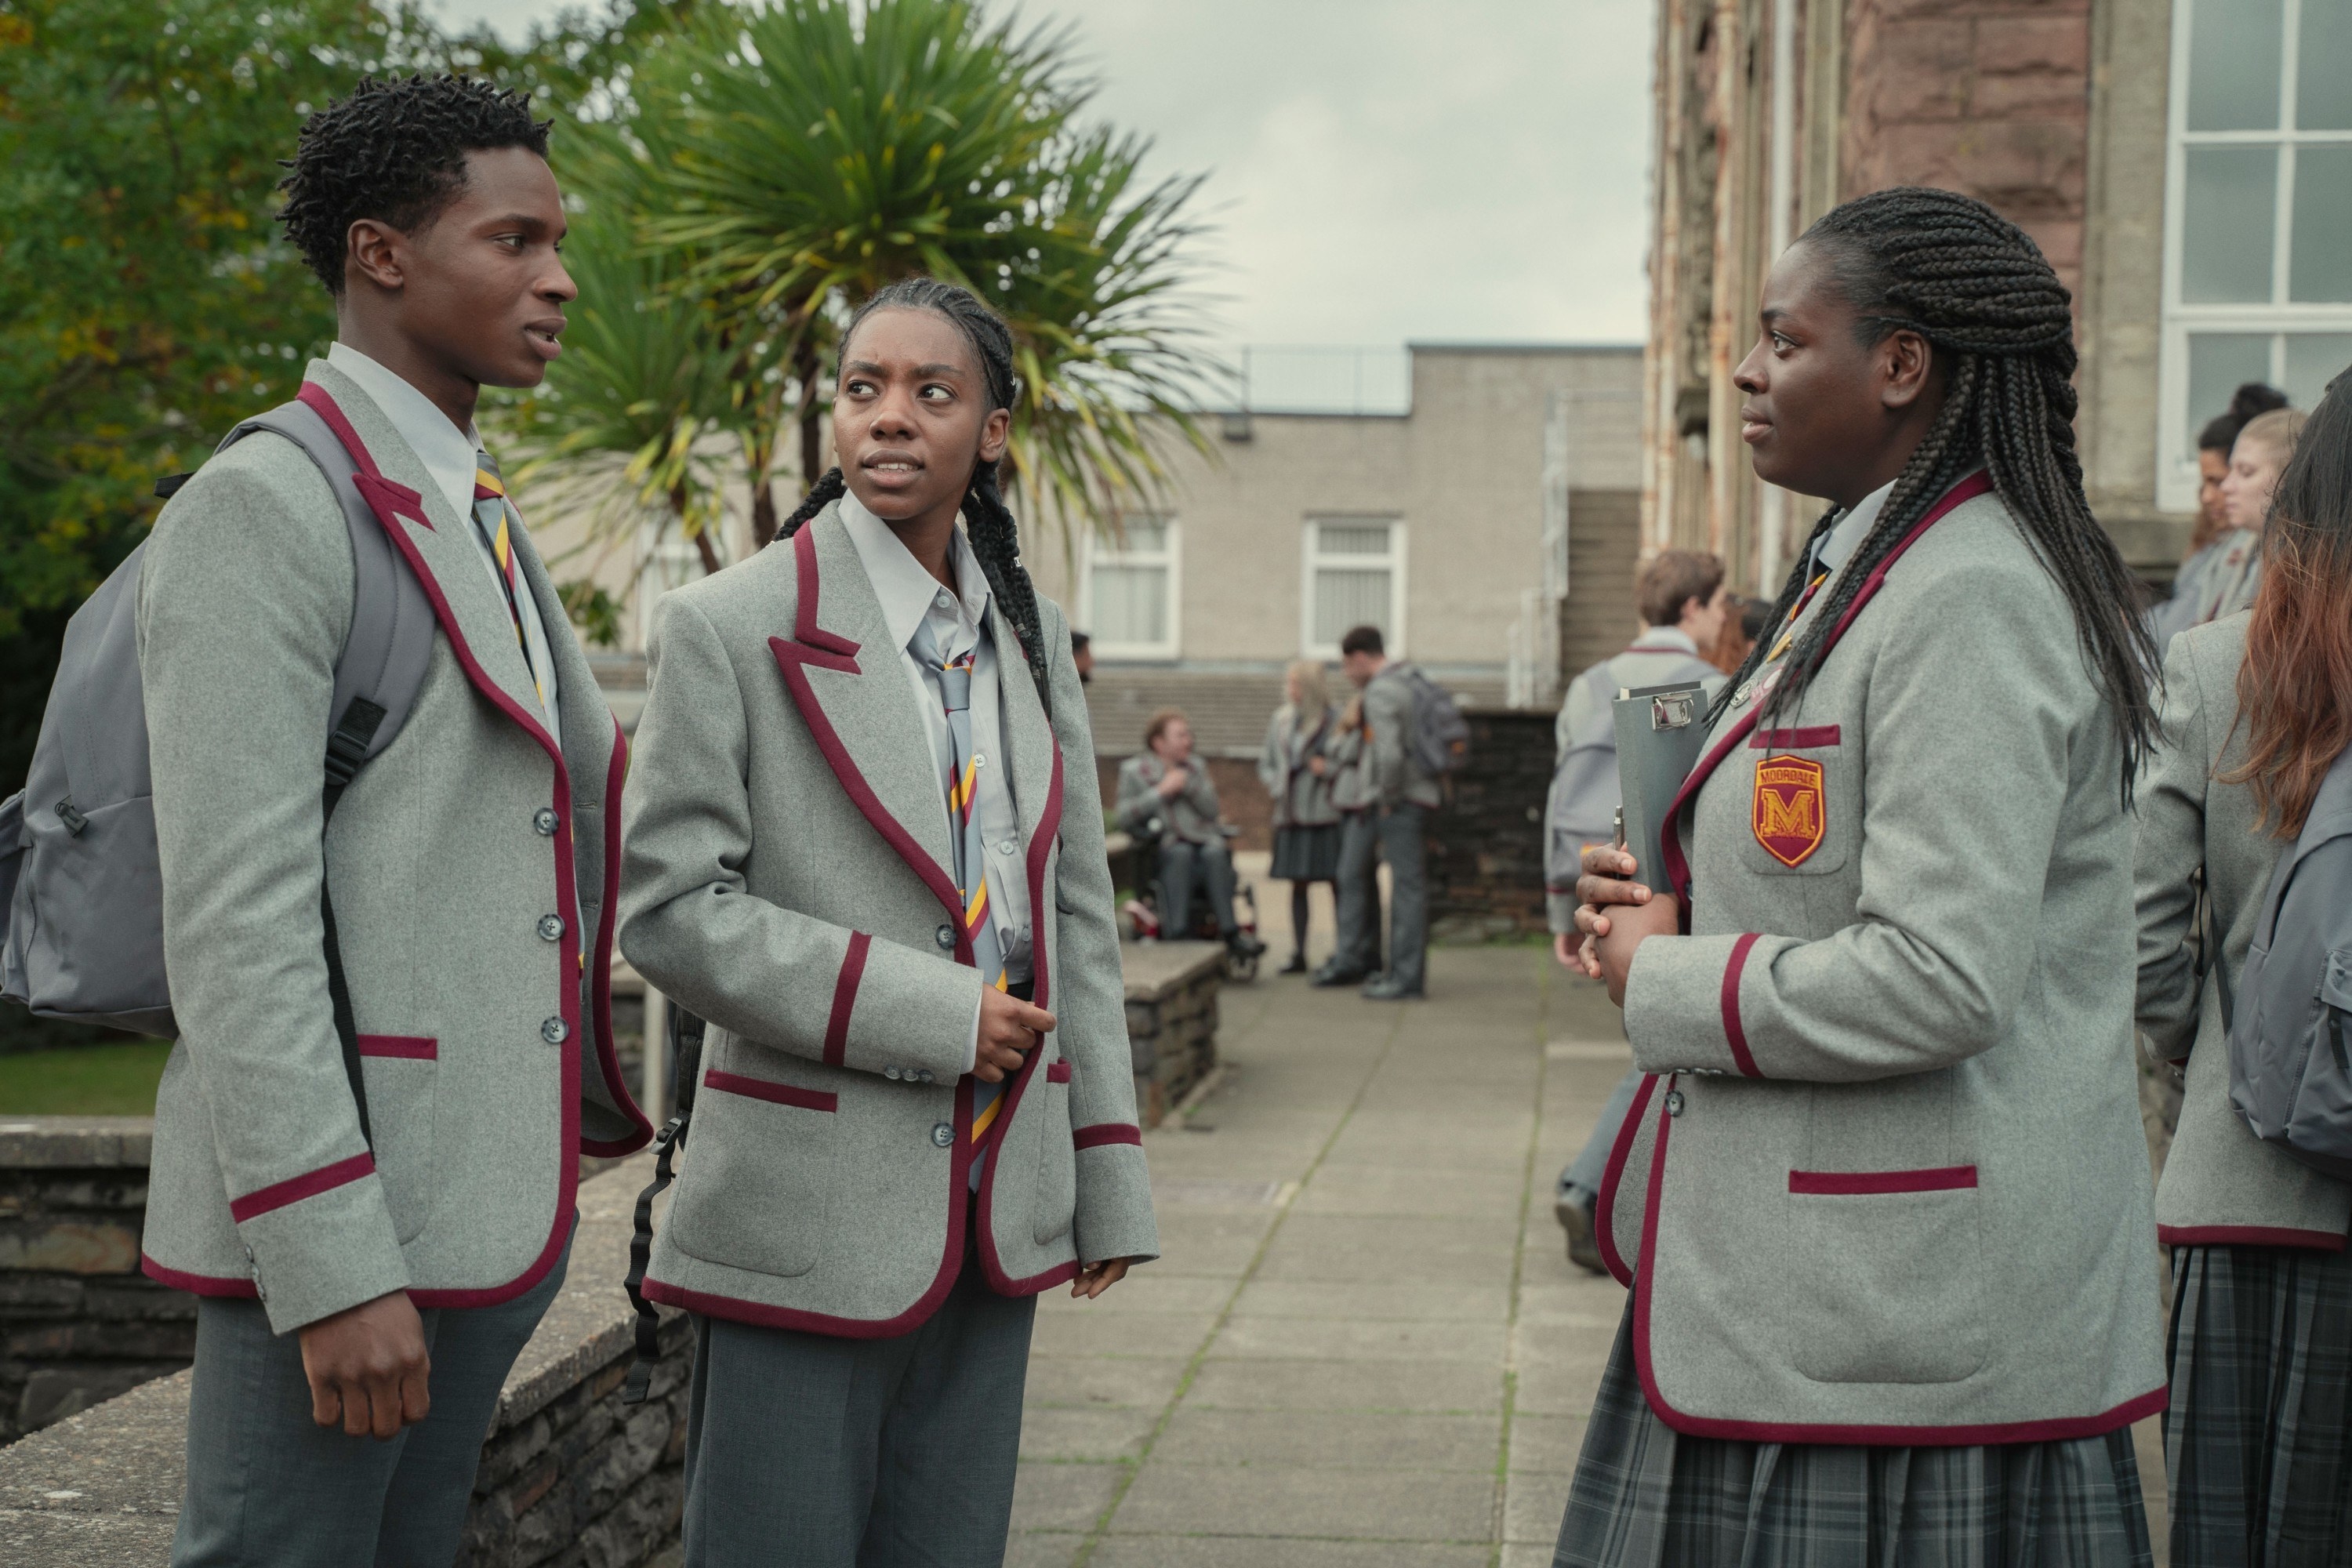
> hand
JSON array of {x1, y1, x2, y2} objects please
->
[
  {"x1": 976, "y1": 988, "x2": 1054, "y2": 1083},
  {"x1": 1155, "y1": 766, "x2": 1189, "y2": 799},
  {"x1": 1307, "y1": 757, "x2": 1329, "y2": 777},
  {"x1": 1572, "y1": 845, "x2": 1671, "y2": 1002},
  {"x1": 297, "y1": 1289, "x2": 430, "y2": 1439},
  {"x1": 1071, "y1": 1258, "x2": 1134, "y2": 1299},
  {"x1": 1592, "y1": 891, "x2": 1679, "y2": 1007}
]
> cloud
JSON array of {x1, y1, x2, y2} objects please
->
[{"x1": 431, "y1": 0, "x2": 1657, "y2": 349}]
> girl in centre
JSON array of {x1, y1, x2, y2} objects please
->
[{"x1": 619, "y1": 278, "x2": 1157, "y2": 1568}]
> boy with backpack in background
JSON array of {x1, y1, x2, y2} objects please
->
[
  {"x1": 1342, "y1": 623, "x2": 1468, "y2": 1002},
  {"x1": 1542, "y1": 551, "x2": 1726, "y2": 1271},
  {"x1": 122, "y1": 77, "x2": 646, "y2": 1565}
]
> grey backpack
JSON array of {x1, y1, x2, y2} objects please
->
[
  {"x1": 1547, "y1": 663, "x2": 1631, "y2": 858},
  {"x1": 0, "y1": 398, "x2": 434, "y2": 1133},
  {"x1": 2225, "y1": 739, "x2": 2352, "y2": 1178},
  {"x1": 1400, "y1": 664, "x2": 1472, "y2": 778}
]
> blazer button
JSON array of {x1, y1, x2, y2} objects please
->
[
  {"x1": 533, "y1": 808, "x2": 559, "y2": 836},
  {"x1": 935, "y1": 924, "x2": 956, "y2": 950},
  {"x1": 930, "y1": 1122, "x2": 955, "y2": 1149},
  {"x1": 916, "y1": 1069, "x2": 934, "y2": 1083},
  {"x1": 884, "y1": 1067, "x2": 901, "y2": 1081},
  {"x1": 1664, "y1": 1090, "x2": 1686, "y2": 1117},
  {"x1": 542, "y1": 1016, "x2": 570, "y2": 1044},
  {"x1": 537, "y1": 914, "x2": 565, "y2": 942}
]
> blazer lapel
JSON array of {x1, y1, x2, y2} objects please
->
[
  {"x1": 772, "y1": 510, "x2": 957, "y2": 898},
  {"x1": 304, "y1": 362, "x2": 553, "y2": 745}
]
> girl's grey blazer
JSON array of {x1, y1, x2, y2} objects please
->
[
  {"x1": 136, "y1": 363, "x2": 652, "y2": 1335},
  {"x1": 1595, "y1": 475, "x2": 2166, "y2": 1443},
  {"x1": 618, "y1": 506, "x2": 1158, "y2": 1334},
  {"x1": 2136, "y1": 612, "x2": 2349, "y2": 1247}
]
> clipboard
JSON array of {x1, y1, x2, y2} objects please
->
[{"x1": 1611, "y1": 680, "x2": 1711, "y2": 895}]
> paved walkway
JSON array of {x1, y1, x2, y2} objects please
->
[{"x1": 1010, "y1": 936, "x2": 2172, "y2": 1567}]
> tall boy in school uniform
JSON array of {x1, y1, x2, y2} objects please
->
[{"x1": 137, "y1": 77, "x2": 647, "y2": 1566}]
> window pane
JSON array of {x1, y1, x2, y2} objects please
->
[
  {"x1": 2187, "y1": 0, "x2": 2285, "y2": 130},
  {"x1": 1313, "y1": 567, "x2": 1392, "y2": 646},
  {"x1": 2189, "y1": 333, "x2": 2277, "y2": 445},
  {"x1": 1316, "y1": 522, "x2": 1392, "y2": 557},
  {"x1": 2183, "y1": 145, "x2": 2278, "y2": 303},
  {"x1": 2291, "y1": 147, "x2": 2352, "y2": 301},
  {"x1": 1091, "y1": 564, "x2": 1167, "y2": 646},
  {"x1": 1111, "y1": 515, "x2": 1167, "y2": 554},
  {"x1": 2285, "y1": 333, "x2": 2352, "y2": 408},
  {"x1": 2300, "y1": 0, "x2": 2352, "y2": 129}
]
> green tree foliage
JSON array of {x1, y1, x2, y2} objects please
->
[{"x1": 543, "y1": 0, "x2": 1221, "y2": 556}]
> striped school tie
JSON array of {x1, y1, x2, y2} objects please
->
[
  {"x1": 471, "y1": 448, "x2": 545, "y2": 709},
  {"x1": 910, "y1": 619, "x2": 1012, "y2": 1146}
]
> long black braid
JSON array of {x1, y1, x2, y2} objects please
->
[
  {"x1": 779, "y1": 278, "x2": 1054, "y2": 713},
  {"x1": 1722, "y1": 187, "x2": 2158, "y2": 797}
]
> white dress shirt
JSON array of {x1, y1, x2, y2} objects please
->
[
  {"x1": 326, "y1": 343, "x2": 561, "y2": 746},
  {"x1": 839, "y1": 492, "x2": 1035, "y2": 1070}
]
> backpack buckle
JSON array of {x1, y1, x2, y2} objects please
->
[{"x1": 53, "y1": 798, "x2": 87, "y2": 837}]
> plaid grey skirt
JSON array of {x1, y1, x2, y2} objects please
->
[
  {"x1": 2165, "y1": 1241, "x2": 2352, "y2": 1563},
  {"x1": 1270, "y1": 822, "x2": 1342, "y2": 882},
  {"x1": 1555, "y1": 1302, "x2": 2153, "y2": 1567}
]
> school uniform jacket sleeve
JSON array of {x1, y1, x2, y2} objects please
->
[
  {"x1": 1112, "y1": 757, "x2": 1161, "y2": 838},
  {"x1": 2134, "y1": 633, "x2": 2217, "y2": 1065},
  {"x1": 1365, "y1": 673, "x2": 1412, "y2": 808},
  {"x1": 1038, "y1": 605, "x2": 1160, "y2": 1265},
  {"x1": 619, "y1": 593, "x2": 979, "y2": 1083},
  {"x1": 138, "y1": 447, "x2": 410, "y2": 1333},
  {"x1": 1623, "y1": 548, "x2": 2085, "y2": 1082}
]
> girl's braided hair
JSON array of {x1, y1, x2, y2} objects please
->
[
  {"x1": 780, "y1": 278, "x2": 1052, "y2": 710},
  {"x1": 1723, "y1": 187, "x2": 2158, "y2": 796}
]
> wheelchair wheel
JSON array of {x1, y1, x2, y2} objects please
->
[{"x1": 1225, "y1": 946, "x2": 1259, "y2": 983}]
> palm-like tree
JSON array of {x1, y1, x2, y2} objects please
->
[{"x1": 622, "y1": 0, "x2": 1223, "y2": 548}]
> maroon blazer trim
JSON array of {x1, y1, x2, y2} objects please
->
[
  {"x1": 356, "y1": 1036, "x2": 436, "y2": 1060},
  {"x1": 298, "y1": 380, "x2": 596, "y2": 1312},
  {"x1": 641, "y1": 1077, "x2": 980, "y2": 1338},
  {"x1": 976, "y1": 744, "x2": 1083, "y2": 1297},
  {"x1": 702, "y1": 1069, "x2": 838, "y2": 1114},
  {"x1": 1047, "y1": 1059, "x2": 1073, "y2": 1084},
  {"x1": 1720, "y1": 934, "x2": 1762, "y2": 1078},
  {"x1": 1594, "y1": 1071, "x2": 1661, "y2": 1287},
  {"x1": 1749, "y1": 725, "x2": 1842, "y2": 750},
  {"x1": 229, "y1": 1152, "x2": 377, "y2": 1223},
  {"x1": 1631, "y1": 1082, "x2": 2165, "y2": 1443},
  {"x1": 1789, "y1": 1164, "x2": 1977, "y2": 1196},
  {"x1": 822, "y1": 933, "x2": 871, "y2": 1069},
  {"x1": 2158, "y1": 1222, "x2": 2350, "y2": 1253},
  {"x1": 582, "y1": 717, "x2": 655, "y2": 1158},
  {"x1": 140, "y1": 1254, "x2": 260, "y2": 1299},
  {"x1": 1073, "y1": 1123, "x2": 1143, "y2": 1150},
  {"x1": 1659, "y1": 471, "x2": 1995, "y2": 910}
]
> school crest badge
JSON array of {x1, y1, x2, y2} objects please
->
[{"x1": 1752, "y1": 754, "x2": 1825, "y2": 867}]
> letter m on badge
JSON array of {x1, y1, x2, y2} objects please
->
[{"x1": 1752, "y1": 754, "x2": 1825, "y2": 867}]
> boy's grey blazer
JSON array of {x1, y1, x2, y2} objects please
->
[
  {"x1": 1114, "y1": 752, "x2": 1224, "y2": 846},
  {"x1": 136, "y1": 362, "x2": 650, "y2": 1334},
  {"x1": 2136, "y1": 613, "x2": 2347, "y2": 1247},
  {"x1": 1594, "y1": 474, "x2": 2165, "y2": 1443},
  {"x1": 619, "y1": 506, "x2": 1157, "y2": 1335}
]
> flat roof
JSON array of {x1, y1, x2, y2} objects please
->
[{"x1": 1404, "y1": 340, "x2": 1643, "y2": 354}]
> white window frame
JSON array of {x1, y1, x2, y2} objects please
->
[
  {"x1": 1078, "y1": 514, "x2": 1181, "y2": 660},
  {"x1": 1299, "y1": 516, "x2": 1408, "y2": 661},
  {"x1": 2157, "y1": 0, "x2": 2352, "y2": 512}
]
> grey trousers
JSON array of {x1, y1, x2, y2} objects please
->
[
  {"x1": 1160, "y1": 838, "x2": 1240, "y2": 937},
  {"x1": 681, "y1": 1243, "x2": 1039, "y2": 1568},
  {"x1": 171, "y1": 1221, "x2": 572, "y2": 1568},
  {"x1": 1558, "y1": 1066, "x2": 1644, "y2": 1205},
  {"x1": 1377, "y1": 803, "x2": 1430, "y2": 992},
  {"x1": 1333, "y1": 809, "x2": 1384, "y2": 974}
]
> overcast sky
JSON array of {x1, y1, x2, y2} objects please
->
[{"x1": 432, "y1": 0, "x2": 1656, "y2": 356}]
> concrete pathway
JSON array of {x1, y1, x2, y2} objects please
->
[{"x1": 1010, "y1": 938, "x2": 2172, "y2": 1567}]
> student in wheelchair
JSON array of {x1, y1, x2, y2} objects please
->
[{"x1": 1114, "y1": 709, "x2": 1266, "y2": 973}]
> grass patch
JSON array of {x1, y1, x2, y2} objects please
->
[{"x1": 0, "y1": 1040, "x2": 171, "y2": 1116}]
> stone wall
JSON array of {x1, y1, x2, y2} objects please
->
[
  {"x1": 1428, "y1": 710, "x2": 1553, "y2": 942},
  {"x1": 1121, "y1": 942, "x2": 1225, "y2": 1128},
  {"x1": 0, "y1": 1119, "x2": 192, "y2": 1445}
]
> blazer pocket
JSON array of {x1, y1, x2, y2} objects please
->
[
  {"x1": 668, "y1": 1066, "x2": 839, "y2": 1279},
  {"x1": 1783, "y1": 1163, "x2": 1987, "y2": 1385},
  {"x1": 356, "y1": 1036, "x2": 437, "y2": 1244},
  {"x1": 1737, "y1": 727, "x2": 1855, "y2": 877},
  {"x1": 1032, "y1": 1062, "x2": 1078, "y2": 1246}
]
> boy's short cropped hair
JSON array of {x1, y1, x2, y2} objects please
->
[
  {"x1": 1635, "y1": 550, "x2": 1725, "y2": 630},
  {"x1": 278, "y1": 74, "x2": 551, "y2": 293},
  {"x1": 1338, "y1": 624, "x2": 1385, "y2": 659}
]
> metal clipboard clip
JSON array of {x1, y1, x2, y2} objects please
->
[{"x1": 1650, "y1": 691, "x2": 1696, "y2": 731}]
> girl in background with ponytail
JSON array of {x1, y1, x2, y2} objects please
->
[
  {"x1": 1565, "y1": 187, "x2": 2165, "y2": 1564},
  {"x1": 617, "y1": 278, "x2": 1156, "y2": 1568}
]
